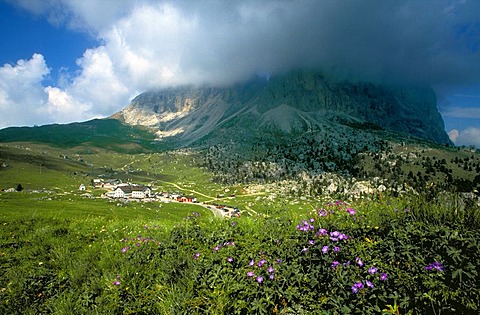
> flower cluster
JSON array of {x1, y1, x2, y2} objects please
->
[
  {"x1": 425, "y1": 262, "x2": 445, "y2": 272},
  {"x1": 213, "y1": 241, "x2": 235, "y2": 252},
  {"x1": 120, "y1": 235, "x2": 160, "y2": 253},
  {"x1": 246, "y1": 258, "x2": 278, "y2": 283}
]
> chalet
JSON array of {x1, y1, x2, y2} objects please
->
[
  {"x1": 112, "y1": 185, "x2": 151, "y2": 199},
  {"x1": 79, "y1": 184, "x2": 86, "y2": 191},
  {"x1": 92, "y1": 178, "x2": 122, "y2": 189},
  {"x1": 185, "y1": 196, "x2": 197, "y2": 203}
]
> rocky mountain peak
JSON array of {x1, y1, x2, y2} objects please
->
[{"x1": 114, "y1": 70, "x2": 452, "y2": 146}]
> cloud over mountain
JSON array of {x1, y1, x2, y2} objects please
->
[{"x1": 1, "y1": 0, "x2": 480, "y2": 130}]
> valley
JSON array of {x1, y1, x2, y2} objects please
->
[{"x1": 0, "y1": 70, "x2": 479, "y2": 314}]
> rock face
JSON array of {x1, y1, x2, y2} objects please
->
[{"x1": 114, "y1": 70, "x2": 452, "y2": 146}]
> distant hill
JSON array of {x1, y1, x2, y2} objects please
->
[
  {"x1": 114, "y1": 69, "x2": 452, "y2": 147},
  {"x1": 0, "y1": 119, "x2": 157, "y2": 153}
]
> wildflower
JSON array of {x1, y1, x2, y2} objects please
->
[
  {"x1": 258, "y1": 259, "x2": 267, "y2": 267},
  {"x1": 269, "y1": 274, "x2": 275, "y2": 280},
  {"x1": 368, "y1": 267, "x2": 378, "y2": 274},
  {"x1": 365, "y1": 280, "x2": 374, "y2": 288},
  {"x1": 346, "y1": 208, "x2": 356, "y2": 215},
  {"x1": 426, "y1": 262, "x2": 445, "y2": 271},
  {"x1": 227, "y1": 257, "x2": 233, "y2": 263},
  {"x1": 136, "y1": 243, "x2": 141, "y2": 247},
  {"x1": 310, "y1": 218, "x2": 315, "y2": 223},
  {"x1": 331, "y1": 261, "x2": 339, "y2": 269},
  {"x1": 113, "y1": 281, "x2": 121, "y2": 286},
  {"x1": 333, "y1": 246, "x2": 340, "y2": 252},
  {"x1": 121, "y1": 247, "x2": 130, "y2": 253},
  {"x1": 330, "y1": 231, "x2": 341, "y2": 241},
  {"x1": 116, "y1": 275, "x2": 121, "y2": 279},
  {"x1": 193, "y1": 253, "x2": 201, "y2": 260},
  {"x1": 267, "y1": 266, "x2": 274, "y2": 273},
  {"x1": 247, "y1": 271, "x2": 255, "y2": 277},
  {"x1": 276, "y1": 259, "x2": 282, "y2": 263},
  {"x1": 317, "y1": 228, "x2": 328, "y2": 236},
  {"x1": 322, "y1": 246, "x2": 329, "y2": 254},
  {"x1": 318, "y1": 209, "x2": 328, "y2": 216},
  {"x1": 351, "y1": 282, "x2": 364, "y2": 293},
  {"x1": 379, "y1": 273, "x2": 388, "y2": 281},
  {"x1": 256, "y1": 276, "x2": 264, "y2": 283},
  {"x1": 356, "y1": 257, "x2": 364, "y2": 267},
  {"x1": 213, "y1": 246, "x2": 220, "y2": 251},
  {"x1": 301, "y1": 247, "x2": 309, "y2": 253},
  {"x1": 232, "y1": 221, "x2": 237, "y2": 227},
  {"x1": 309, "y1": 240, "x2": 315, "y2": 245},
  {"x1": 249, "y1": 259, "x2": 255, "y2": 266}
]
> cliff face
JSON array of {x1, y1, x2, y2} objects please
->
[{"x1": 115, "y1": 70, "x2": 452, "y2": 146}]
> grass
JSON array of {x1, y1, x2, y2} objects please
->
[
  {"x1": 1, "y1": 195, "x2": 478, "y2": 314},
  {"x1": 1, "y1": 140, "x2": 479, "y2": 313}
]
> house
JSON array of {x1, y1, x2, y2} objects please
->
[
  {"x1": 185, "y1": 196, "x2": 197, "y2": 203},
  {"x1": 79, "y1": 184, "x2": 86, "y2": 191},
  {"x1": 112, "y1": 185, "x2": 151, "y2": 199}
]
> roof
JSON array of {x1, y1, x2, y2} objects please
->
[{"x1": 116, "y1": 185, "x2": 150, "y2": 193}]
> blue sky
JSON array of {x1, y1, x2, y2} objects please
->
[{"x1": 0, "y1": 0, "x2": 479, "y2": 147}]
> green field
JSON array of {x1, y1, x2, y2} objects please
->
[{"x1": 1, "y1": 141, "x2": 479, "y2": 314}]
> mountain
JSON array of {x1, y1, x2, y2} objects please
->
[
  {"x1": 114, "y1": 69, "x2": 452, "y2": 147},
  {"x1": 0, "y1": 119, "x2": 157, "y2": 152}
]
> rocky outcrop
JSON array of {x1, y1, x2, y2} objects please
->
[{"x1": 114, "y1": 70, "x2": 452, "y2": 146}]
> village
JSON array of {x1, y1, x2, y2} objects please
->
[{"x1": 82, "y1": 178, "x2": 241, "y2": 218}]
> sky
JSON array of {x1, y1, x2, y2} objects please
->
[{"x1": 0, "y1": 0, "x2": 479, "y2": 147}]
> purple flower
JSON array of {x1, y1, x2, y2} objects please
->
[
  {"x1": 365, "y1": 280, "x2": 374, "y2": 288},
  {"x1": 426, "y1": 262, "x2": 445, "y2": 271},
  {"x1": 247, "y1": 271, "x2": 255, "y2": 277},
  {"x1": 193, "y1": 252, "x2": 201, "y2": 260},
  {"x1": 379, "y1": 273, "x2": 388, "y2": 281},
  {"x1": 351, "y1": 282, "x2": 364, "y2": 293},
  {"x1": 258, "y1": 259, "x2": 267, "y2": 267},
  {"x1": 318, "y1": 209, "x2": 328, "y2": 216},
  {"x1": 309, "y1": 218, "x2": 315, "y2": 223},
  {"x1": 269, "y1": 274, "x2": 275, "y2": 280},
  {"x1": 346, "y1": 208, "x2": 356, "y2": 215},
  {"x1": 317, "y1": 228, "x2": 328, "y2": 236},
  {"x1": 213, "y1": 246, "x2": 220, "y2": 251},
  {"x1": 249, "y1": 259, "x2": 255, "y2": 266},
  {"x1": 301, "y1": 247, "x2": 309, "y2": 253},
  {"x1": 333, "y1": 246, "x2": 340, "y2": 252},
  {"x1": 136, "y1": 243, "x2": 141, "y2": 247},
  {"x1": 322, "y1": 246, "x2": 329, "y2": 254},
  {"x1": 356, "y1": 257, "x2": 364, "y2": 267},
  {"x1": 121, "y1": 247, "x2": 129, "y2": 253},
  {"x1": 276, "y1": 259, "x2": 282, "y2": 263},
  {"x1": 116, "y1": 275, "x2": 121, "y2": 279},
  {"x1": 331, "y1": 261, "x2": 339, "y2": 269},
  {"x1": 267, "y1": 266, "x2": 274, "y2": 273},
  {"x1": 232, "y1": 221, "x2": 237, "y2": 226},
  {"x1": 309, "y1": 240, "x2": 315, "y2": 245},
  {"x1": 113, "y1": 281, "x2": 121, "y2": 286},
  {"x1": 368, "y1": 267, "x2": 378, "y2": 274},
  {"x1": 256, "y1": 276, "x2": 264, "y2": 283},
  {"x1": 226, "y1": 257, "x2": 233, "y2": 262}
]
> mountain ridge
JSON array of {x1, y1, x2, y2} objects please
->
[{"x1": 115, "y1": 70, "x2": 452, "y2": 147}]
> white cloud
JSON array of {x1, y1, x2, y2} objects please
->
[
  {"x1": 449, "y1": 127, "x2": 480, "y2": 148},
  {"x1": 3, "y1": 0, "x2": 480, "y2": 129},
  {"x1": 0, "y1": 54, "x2": 50, "y2": 127},
  {"x1": 448, "y1": 129, "x2": 459, "y2": 142}
]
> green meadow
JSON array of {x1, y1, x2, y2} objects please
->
[{"x1": 1, "y1": 142, "x2": 479, "y2": 314}]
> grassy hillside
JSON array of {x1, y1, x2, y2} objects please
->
[
  {"x1": 0, "y1": 119, "x2": 158, "y2": 153},
  {"x1": 0, "y1": 123, "x2": 479, "y2": 313}
]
